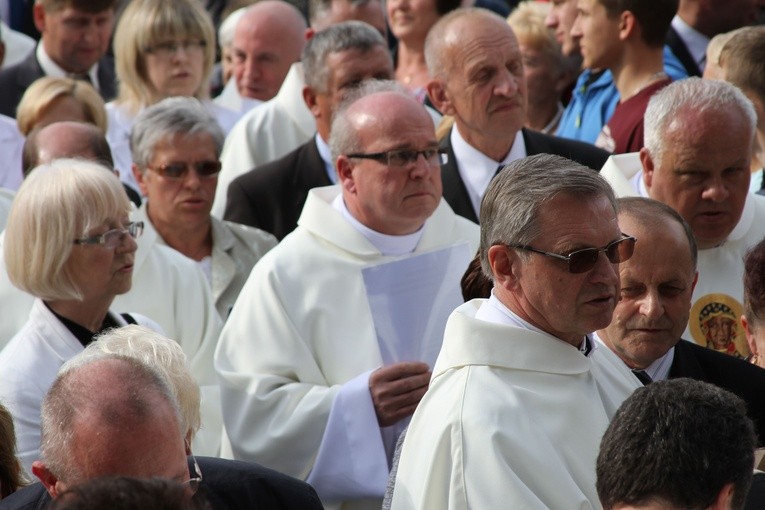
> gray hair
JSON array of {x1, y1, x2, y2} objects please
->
[
  {"x1": 79, "y1": 326, "x2": 201, "y2": 441},
  {"x1": 302, "y1": 20, "x2": 389, "y2": 93},
  {"x1": 329, "y1": 79, "x2": 411, "y2": 161},
  {"x1": 308, "y1": 0, "x2": 374, "y2": 27},
  {"x1": 218, "y1": 7, "x2": 247, "y2": 50},
  {"x1": 425, "y1": 7, "x2": 507, "y2": 79},
  {"x1": 644, "y1": 77, "x2": 757, "y2": 166},
  {"x1": 479, "y1": 154, "x2": 617, "y2": 279},
  {"x1": 41, "y1": 355, "x2": 181, "y2": 483},
  {"x1": 129, "y1": 97, "x2": 225, "y2": 169}
]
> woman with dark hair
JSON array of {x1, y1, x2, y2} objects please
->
[{"x1": 0, "y1": 403, "x2": 26, "y2": 499}]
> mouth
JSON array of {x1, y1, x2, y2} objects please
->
[{"x1": 585, "y1": 294, "x2": 614, "y2": 307}]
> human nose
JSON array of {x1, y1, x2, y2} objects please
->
[
  {"x1": 494, "y1": 69, "x2": 520, "y2": 98},
  {"x1": 570, "y1": 15, "x2": 583, "y2": 39},
  {"x1": 701, "y1": 177, "x2": 731, "y2": 203},
  {"x1": 638, "y1": 288, "x2": 664, "y2": 320},
  {"x1": 544, "y1": 10, "x2": 558, "y2": 28},
  {"x1": 589, "y1": 251, "x2": 619, "y2": 286},
  {"x1": 409, "y1": 153, "x2": 432, "y2": 179}
]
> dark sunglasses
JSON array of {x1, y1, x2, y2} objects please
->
[
  {"x1": 146, "y1": 161, "x2": 222, "y2": 180},
  {"x1": 507, "y1": 234, "x2": 636, "y2": 274}
]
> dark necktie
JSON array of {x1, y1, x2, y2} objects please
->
[{"x1": 632, "y1": 369, "x2": 653, "y2": 385}]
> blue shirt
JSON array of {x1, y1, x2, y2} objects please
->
[{"x1": 556, "y1": 46, "x2": 689, "y2": 143}]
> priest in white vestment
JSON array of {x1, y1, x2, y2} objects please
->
[
  {"x1": 600, "y1": 78, "x2": 765, "y2": 357},
  {"x1": 214, "y1": 84, "x2": 478, "y2": 510},
  {"x1": 389, "y1": 154, "x2": 641, "y2": 510}
]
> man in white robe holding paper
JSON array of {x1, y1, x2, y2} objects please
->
[
  {"x1": 389, "y1": 154, "x2": 641, "y2": 510},
  {"x1": 214, "y1": 80, "x2": 478, "y2": 510}
]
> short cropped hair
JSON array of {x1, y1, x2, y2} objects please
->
[
  {"x1": 22, "y1": 122, "x2": 115, "y2": 177},
  {"x1": 302, "y1": 20, "x2": 389, "y2": 93},
  {"x1": 479, "y1": 153, "x2": 616, "y2": 280},
  {"x1": 425, "y1": 8, "x2": 507, "y2": 80},
  {"x1": 130, "y1": 97, "x2": 224, "y2": 169},
  {"x1": 113, "y1": 0, "x2": 216, "y2": 112},
  {"x1": 596, "y1": 378, "x2": 756, "y2": 510},
  {"x1": 744, "y1": 238, "x2": 765, "y2": 327},
  {"x1": 80, "y1": 325, "x2": 201, "y2": 440},
  {"x1": 596, "y1": 0, "x2": 677, "y2": 47},
  {"x1": 35, "y1": 0, "x2": 117, "y2": 14},
  {"x1": 644, "y1": 77, "x2": 757, "y2": 167},
  {"x1": 329, "y1": 79, "x2": 411, "y2": 161},
  {"x1": 50, "y1": 477, "x2": 211, "y2": 510},
  {"x1": 41, "y1": 356, "x2": 181, "y2": 483},
  {"x1": 719, "y1": 26, "x2": 765, "y2": 105},
  {"x1": 16, "y1": 77, "x2": 107, "y2": 136},
  {"x1": 617, "y1": 197, "x2": 698, "y2": 270},
  {"x1": 3, "y1": 159, "x2": 130, "y2": 301}
]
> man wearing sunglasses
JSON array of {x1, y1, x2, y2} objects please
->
[
  {"x1": 595, "y1": 197, "x2": 765, "y2": 445},
  {"x1": 216, "y1": 81, "x2": 478, "y2": 509},
  {"x1": 600, "y1": 77, "x2": 765, "y2": 356},
  {"x1": 389, "y1": 154, "x2": 641, "y2": 510}
]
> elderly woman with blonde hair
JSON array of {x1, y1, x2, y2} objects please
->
[
  {"x1": 0, "y1": 159, "x2": 156, "y2": 476},
  {"x1": 15, "y1": 76, "x2": 108, "y2": 136},
  {"x1": 107, "y1": 0, "x2": 238, "y2": 193}
]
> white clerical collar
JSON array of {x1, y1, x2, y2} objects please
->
[
  {"x1": 315, "y1": 133, "x2": 336, "y2": 184},
  {"x1": 629, "y1": 169, "x2": 650, "y2": 197},
  {"x1": 671, "y1": 15, "x2": 709, "y2": 71},
  {"x1": 592, "y1": 332, "x2": 674, "y2": 380},
  {"x1": 36, "y1": 43, "x2": 100, "y2": 90},
  {"x1": 450, "y1": 125, "x2": 526, "y2": 219},
  {"x1": 476, "y1": 291, "x2": 593, "y2": 354},
  {"x1": 331, "y1": 193, "x2": 423, "y2": 255}
]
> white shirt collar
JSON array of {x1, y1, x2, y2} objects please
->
[
  {"x1": 450, "y1": 125, "x2": 526, "y2": 218},
  {"x1": 36, "y1": 42, "x2": 100, "y2": 90},
  {"x1": 477, "y1": 291, "x2": 593, "y2": 354},
  {"x1": 331, "y1": 193, "x2": 423, "y2": 256},
  {"x1": 592, "y1": 332, "x2": 675, "y2": 381},
  {"x1": 671, "y1": 15, "x2": 710, "y2": 71},
  {"x1": 315, "y1": 133, "x2": 336, "y2": 184}
]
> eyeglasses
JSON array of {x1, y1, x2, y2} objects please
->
[
  {"x1": 183, "y1": 453, "x2": 203, "y2": 496},
  {"x1": 346, "y1": 147, "x2": 447, "y2": 168},
  {"x1": 507, "y1": 234, "x2": 636, "y2": 274},
  {"x1": 146, "y1": 39, "x2": 206, "y2": 59},
  {"x1": 146, "y1": 161, "x2": 222, "y2": 180},
  {"x1": 73, "y1": 221, "x2": 144, "y2": 249}
]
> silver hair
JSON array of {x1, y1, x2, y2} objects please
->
[
  {"x1": 644, "y1": 77, "x2": 757, "y2": 166},
  {"x1": 41, "y1": 355, "x2": 181, "y2": 483},
  {"x1": 302, "y1": 20, "x2": 389, "y2": 93},
  {"x1": 479, "y1": 153, "x2": 617, "y2": 279},
  {"x1": 329, "y1": 79, "x2": 411, "y2": 161},
  {"x1": 129, "y1": 97, "x2": 225, "y2": 169}
]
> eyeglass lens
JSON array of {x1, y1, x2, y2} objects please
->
[{"x1": 568, "y1": 237, "x2": 635, "y2": 273}]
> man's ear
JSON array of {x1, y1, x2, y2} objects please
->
[
  {"x1": 709, "y1": 482, "x2": 735, "y2": 510},
  {"x1": 618, "y1": 10, "x2": 636, "y2": 41},
  {"x1": 32, "y1": 461, "x2": 63, "y2": 498},
  {"x1": 336, "y1": 155, "x2": 355, "y2": 193},
  {"x1": 426, "y1": 79, "x2": 454, "y2": 117},
  {"x1": 303, "y1": 86, "x2": 319, "y2": 116},
  {"x1": 132, "y1": 164, "x2": 150, "y2": 197},
  {"x1": 487, "y1": 244, "x2": 520, "y2": 291},
  {"x1": 639, "y1": 147, "x2": 655, "y2": 192},
  {"x1": 32, "y1": 3, "x2": 47, "y2": 34}
]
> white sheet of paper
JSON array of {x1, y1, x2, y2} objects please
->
[{"x1": 362, "y1": 242, "x2": 472, "y2": 368}]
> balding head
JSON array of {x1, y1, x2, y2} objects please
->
[
  {"x1": 232, "y1": 1, "x2": 307, "y2": 100},
  {"x1": 33, "y1": 356, "x2": 189, "y2": 498},
  {"x1": 23, "y1": 121, "x2": 114, "y2": 176}
]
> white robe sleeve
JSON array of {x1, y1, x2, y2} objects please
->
[{"x1": 307, "y1": 369, "x2": 389, "y2": 502}]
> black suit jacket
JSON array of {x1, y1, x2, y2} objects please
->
[
  {"x1": 224, "y1": 137, "x2": 332, "y2": 240},
  {"x1": 670, "y1": 339, "x2": 765, "y2": 446},
  {"x1": 441, "y1": 127, "x2": 611, "y2": 223},
  {"x1": 0, "y1": 50, "x2": 117, "y2": 118},
  {"x1": 665, "y1": 26, "x2": 702, "y2": 78},
  {"x1": 0, "y1": 457, "x2": 323, "y2": 510}
]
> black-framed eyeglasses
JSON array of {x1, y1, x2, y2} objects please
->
[
  {"x1": 73, "y1": 221, "x2": 144, "y2": 249},
  {"x1": 146, "y1": 161, "x2": 222, "y2": 180},
  {"x1": 507, "y1": 234, "x2": 636, "y2": 274},
  {"x1": 183, "y1": 452, "x2": 203, "y2": 496},
  {"x1": 346, "y1": 147, "x2": 447, "y2": 168}
]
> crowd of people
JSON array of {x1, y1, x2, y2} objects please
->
[{"x1": 0, "y1": 0, "x2": 764, "y2": 508}]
